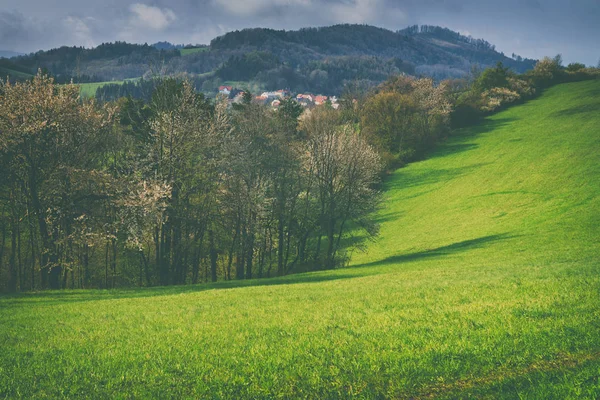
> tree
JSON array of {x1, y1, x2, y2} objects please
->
[
  {"x1": 146, "y1": 79, "x2": 213, "y2": 285},
  {"x1": 530, "y1": 56, "x2": 564, "y2": 88},
  {"x1": 361, "y1": 91, "x2": 419, "y2": 164},
  {"x1": 566, "y1": 63, "x2": 586, "y2": 72},
  {"x1": 303, "y1": 108, "x2": 382, "y2": 269},
  {"x1": 473, "y1": 62, "x2": 510, "y2": 93},
  {"x1": 0, "y1": 71, "x2": 115, "y2": 289},
  {"x1": 360, "y1": 76, "x2": 451, "y2": 167}
]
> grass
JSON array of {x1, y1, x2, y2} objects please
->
[
  {"x1": 78, "y1": 78, "x2": 139, "y2": 98},
  {"x1": 222, "y1": 80, "x2": 265, "y2": 94},
  {"x1": 1, "y1": 80, "x2": 600, "y2": 398},
  {"x1": 180, "y1": 47, "x2": 209, "y2": 56},
  {"x1": 0, "y1": 67, "x2": 33, "y2": 80}
]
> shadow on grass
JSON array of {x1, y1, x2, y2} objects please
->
[
  {"x1": 454, "y1": 117, "x2": 519, "y2": 139},
  {"x1": 352, "y1": 233, "x2": 515, "y2": 269},
  {"x1": 425, "y1": 117, "x2": 520, "y2": 161},
  {"x1": 384, "y1": 117, "x2": 517, "y2": 191},
  {"x1": 427, "y1": 143, "x2": 479, "y2": 160},
  {"x1": 373, "y1": 210, "x2": 405, "y2": 224},
  {"x1": 0, "y1": 272, "x2": 358, "y2": 305},
  {"x1": 416, "y1": 352, "x2": 600, "y2": 400},
  {"x1": 385, "y1": 162, "x2": 490, "y2": 191},
  {"x1": 552, "y1": 103, "x2": 600, "y2": 118},
  {"x1": 2, "y1": 235, "x2": 516, "y2": 305}
]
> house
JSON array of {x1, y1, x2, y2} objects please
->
[
  {"x1": 296, "y1": 94, "x2": 314, "y2": 107},
  {"x1": 296, "y1": 94, "x2": 314, "y2": 102},
  {"x1": 219, "y1": 85, "x2": 233, "y2": 95},
  {"x1": 314, "y1": 95, "x2": 328, "y2": 105},
  {"x1": 253, "y1": 94, "x2": 269, "y2": 105},
  {"x1": 271, "y1": 99, "x2": 281, "y2": 108},
  {"x1": 229, "y1": 88, "x2": 244, "y2": 99},
  {"x1": 261, "y1": 91, "x2": 285, "y2": 100},
  {"x1": 232, "y1": 91, "x2": 246, "y2": 104}
]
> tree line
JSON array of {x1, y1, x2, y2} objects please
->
[{"x1": 0, "y1": 74, "x2": 381, "y2": 291}]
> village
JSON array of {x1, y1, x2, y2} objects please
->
[{"x1": 218, "y1": 85, "x2": 340, "y2": 109}]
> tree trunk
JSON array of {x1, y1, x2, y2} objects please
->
[
  {"x1": 326, "y1": 217, "x2": 336, "y2": 269},
  {"x1": 154, "y1": 226, "x2": 160, "y2": 284},
  {"x1": 0, "y1": 221, "x2": 6, "y2": 289},
  {"x1": 227, "y1": 223, "x2": 239, "y2": 281},
  {"x1": 192, "y1": 228, "x2": 205, "y2": 284},
  {"x1": 28, "y1": 210, "x2": 36, "y2": 291},
  {"x1": 160, "y1": 222, "x2": 171, "y2": 286},
  {"x1": 325, "y1": 197, "x2": 337, "y2": 269},
  {"x1": 29, "y1": 172, "x2": 56, "y2": 289},
  {"x1": 83, "y1": 244, "x2": 90, "y2": 289},
  {"x1": 8, "y1": 211, "x2": 17, "y2": 292},
  {"x1": 236, "y1": 232, "x2": 245, "y2": 281},
  {"x1": 192, "y1": 247, "x2": 200, "y2": 284},
  {"x1": 104, "y1": 241, "x2": 109, "y2": 289},
  {"x1": 284, "y1": 229, "x2": 292, "y2": 273},
  {"x1": 277, "y1": 214, "x2": 285, "y2": 275},
  {"x1": 266, "y1": 228, "x2": 274, "y2": 278},
  {"x1": 17, "y1": 215, "x2": 23, "y2": 291},
  {"x1": 138, "y1": 250, "x2": 145, "y2": 287},
  {"x1": 111, "y1": 238, "x2": 117, "y2": 289},
  {"x1": 246, "y1": 213, "x2": 256, "y2": 280},
  {"x1": 209, "y1": 229, "x2": 218, "y2": 282}
]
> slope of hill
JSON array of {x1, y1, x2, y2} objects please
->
[
  {"x1": 0, "y1": 58, "x2": 34, "y2": 80},
  {"x1": 10, "y1": 42, "x2": 179, "y2": 83},
  {"x1": 1, "y1": 80, "x2": 598, "y2": 398},
  {"x1": 6, "y1": 24, "x2": 534, "y2": 91}
]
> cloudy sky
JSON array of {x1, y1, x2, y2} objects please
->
[{"x1": 1, "y1": 0, "x2": 599, "y2": 65}]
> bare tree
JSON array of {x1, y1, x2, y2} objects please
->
[{"x1": 303, "y1": 108, "x2": 382, "y2": 269}]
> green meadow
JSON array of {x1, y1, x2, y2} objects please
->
[
  {"x1": 0, "y1": 68, "x2": 32, "y2": 81},
  {"x1": 79, "y1": 79, "x2": 139, "y2": 98},
  {"x1": 1, "y1": 80, "x2": 599, "y2": 398}
]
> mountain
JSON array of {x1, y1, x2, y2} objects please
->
[
  {"x1": 6, "y1": 24, "x2": 537, "y2": 94},
  {"x1": 211, "y1": 24, "x2": 534, "y2": 74}
]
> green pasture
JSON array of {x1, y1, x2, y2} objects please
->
[{"x1": 1, "y1": 81, "x2": 599, "y2": 398}]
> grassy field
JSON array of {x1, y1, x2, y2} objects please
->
[
  {"x1": 0, "y1": 67, "x2": 33, "y2": 80},
  {"x1": 79, "y1": 78, "x2": 140, "y2": 98},
  {"x1": 1, "y1": 80, "x2": 599, "y2": 398},
  {"x1": 79, "y1": 81, "x2": 124, "y2": 98},
  {"x1": 222, "y1": 80, "x2": 265, "y2": 94},
  {"x1": 180, "y1": 47, "x2": 209, "y2": 56}
]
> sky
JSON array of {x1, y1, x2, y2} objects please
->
[{"x1": 0, "y1": 0, "x2": 598, "y2": 66}]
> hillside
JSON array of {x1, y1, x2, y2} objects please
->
[
  {"x1": 0, "y1": 59, "x2": 34, "y2": 81},
  {"x1": 1, "y1": 80, "x2": 598, "y2": 398},
  {"x1": 6, "y1": 24, "x2": 535, "y2": 94},
  {"x1": 210, "y1": 24, "x2": 533, "y2": 74}
]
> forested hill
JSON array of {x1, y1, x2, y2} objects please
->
[
  {"x1": 211, "y1": 24, "x2": 534, "y2": 73},
  {"x1": 6, "y1": 24, "x2": 536, "y2": 93}
]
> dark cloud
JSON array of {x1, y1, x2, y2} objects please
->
[
  {"x1": 0, "y1": 11, "x2": 35, "y2": 47},
  {"x1": 0, "y1": 0, "x2": 598, "y2": 65}
]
